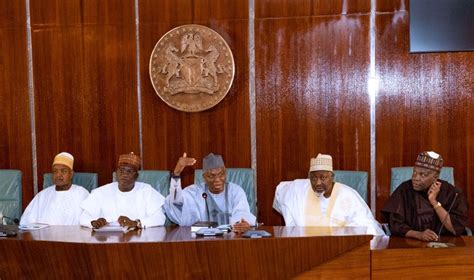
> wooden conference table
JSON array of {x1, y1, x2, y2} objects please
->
[
  {"x1": 371, "y1": 235, "x2": 474, "y2": 279},
  {"x1": 0, "y1": 226, "x2": 372, "y2": 279}
]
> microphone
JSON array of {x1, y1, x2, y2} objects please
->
[
  {"x1": 202, "y1": 192, "x2": 212, "y2": 228},
  {"x1": 437, "y1": 192, "x2": 459, "y2": 238},
  {"x1": 195, "y1": 192, "x2": 222, "y2": 237}
]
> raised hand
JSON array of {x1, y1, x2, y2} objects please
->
[
  {"x1": 173, "y1": 152, "x2": 197, "y2": 176},
  {"x1": 428, "y1": 181, "x2": 441, "y2": 205}
]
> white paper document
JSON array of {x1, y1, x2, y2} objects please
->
[
  {"x1": 92, "y1": 222, "x2": 130, "y2": 233},
  {"x1": 19, "y1": 224, "x2": 49, "y2": 231}
]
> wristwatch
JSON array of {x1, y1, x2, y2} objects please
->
[
  {"x1": 171, "y1": 172, "x2": 181, "y2": 179},
  {"x1": 433, "y1": 201, "x2": 442, "y2": 209}
]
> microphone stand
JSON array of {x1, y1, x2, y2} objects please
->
[
  {"x1": 437, "y1": 193, "x2": 459, "y2": 238},
  {"x1": 427, "y1": 193, "x2": 459, "y2": 248},
  {"x1": 202, "y1": 192, "x2": 212, "y2": 228},
  {"x1": 195, "y1": 192, "x2": 222, "y2": 236}
]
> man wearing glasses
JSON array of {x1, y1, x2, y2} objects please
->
[
  {"x1": 273, "y1": 154, "x2": 383, "y2": 236},
  {"x1": 164, "y1": 153, "x2": 255, "y2": 233},
  {"x1": 80, "y1": 153, "x2": 166, "y2": 229}
]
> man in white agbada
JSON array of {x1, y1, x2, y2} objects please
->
[
  {"x1": 20, "y1": 152, "x2": 89, "y2": 226},
  {"x1": 164, "y1": 153, "x2": 256, "y2": 233},
  {"x1": 273, "y1": 154, "x2": 384, "y2": 236},
  {"x1": 80, "y1": 153, "x2": 166, "y2": 229}
]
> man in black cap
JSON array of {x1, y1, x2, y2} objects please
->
[
  {"x1": 382, "y1": 151, "x2": 468, "y2": 241},
  {"x1": 164, "y1": 152, "x2": 255, "y2": 233}
]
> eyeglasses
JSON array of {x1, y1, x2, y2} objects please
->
[
  {"x1": 204, "y1": 171, "x2": 226, "y2": 181},
  {"x1": 117, "y1": 166, "x2": 137, "y2": 175}
]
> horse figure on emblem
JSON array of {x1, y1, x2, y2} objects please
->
[
  {"x1": 201, "y1": 45, "x2": 223, "y2": 85},
  {"x1": 160, "y1": 44, "x2": 182, "y2": 85}
]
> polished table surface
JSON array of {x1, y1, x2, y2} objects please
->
[
  {"x1": 371, "y1": 235, "x2": 474, "y2": 279},
  {"x1": 0, "y1": 225, "x2": 372, "y2": 279},
  {"x1": 1, "y1": 224, "x2": 368, "y2": 243}
]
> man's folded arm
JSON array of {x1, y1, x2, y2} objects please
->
[{"x1": 389, "y1": 213, "x2": 412, "y2": 236}]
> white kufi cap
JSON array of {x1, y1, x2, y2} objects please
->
[{"x1": 309, "y1": 153, "x2": 333, "y2": 172}]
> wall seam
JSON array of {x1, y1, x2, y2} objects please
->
[
  {"x1": 369, "y1": 0, "x2": 378, "y2": 214},
  {"x1": 135, "y1": 0, "x2": 144, "y2": 167},
  {"x1": 25, "y1": 0, "x2": 38, "y2": 195},
  {"x1": 249, "y1": 0, "x2": 258, "y2": 218}
]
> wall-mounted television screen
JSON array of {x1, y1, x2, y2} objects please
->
[{"x1": 410, "y1": 0, "x2": 474, "y2": 53}]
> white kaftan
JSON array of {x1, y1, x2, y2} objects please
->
[
  {"x1": 273, "y1": 179, "x2": 384, "y2": 236},
  {"x1": 80, "y1": 182, "x2": 166, "y2": 228},
  {"x1": 20, "y1": 184, "x2": 89, "y2": 226},
  {"x1": 164, "y1": 179, "x2": 255, "y2": 226}
]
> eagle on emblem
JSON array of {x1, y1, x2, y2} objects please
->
[{"x1": 180, "y1": 33, "x2": 203, "y2": 57}]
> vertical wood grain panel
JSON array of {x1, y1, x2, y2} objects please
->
[
  {"x1": 140, "y1": 0, "x2": 248, "y2": 23},
  {"x1": 30, "y1": 0, "x2": 139, "y2": 188},
  {"x1": 256, "y1": 0, "x2": 314, "y2": 17},
  {"x1": 4, "y1": 0, "x2": 473, "y2": 228},
  {"x1": 256, "y1": 12, "x2": 371, "y2": 225},
  {"x1": 256, "y1": 0, "x2": 370, "y2": 18},
  {"x1": 139, "y1": 0, "x2": 251, "y2": 187},
  {"x1": 375, "y1": 11, "x2": 474, "y2": 225},
  {"x1": 0, "y1": 1, "x2": 33, "y2": 209},
  {"x1": 376, "y1": 0, "x2": 408, "y2": 13},
  {"x1": 0, "y1": 1, "x2": 26, "y2": 27}
]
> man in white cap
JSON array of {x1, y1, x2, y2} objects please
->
[
  {"x1": 20, "y1": 152, "x2": 89, "y2": 226},
  {"x1": 382, "y1": 151, "x2": 468, "y2": 241},
  {"x1": 80, "y1": 152, "x2": 166, "y2": 229},
  {"x1": 273, "y1": 154, "x2": 383, "y2": 236},
  {"x1": 164, "y1": 153, "x2": 256, "y2": 233}
]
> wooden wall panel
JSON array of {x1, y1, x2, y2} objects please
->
[
  {"x1": 29, "y1": 0, "x2": 135, "y2": 25},
  {"x1": 256, "y1": 8, "x2": 371, "y2": 225},
  {"x1": 375, "y1": 11, "x2": 474, "y2": 226},
  {"x1": 139, "y1": 0, "x2": 251, "y2": 186},
  {"x1": 376, "y1": 0, "x2": 408, "y2": 13},
  {"x1": 4, "y1": 0, "x2": 473, "y2": 228},
  {"x1": 256, "y1": 0, "x2": 370, "y2": 18},
  {"x1": 140, "y1": 0, "x2": 248, "y2": 23},
  {"x1": 0, "y1": 1, "x2": 26, "y2": 27},
  {"x1": 30, "y1": 0, "x2": 139, "y2": 188},
  {"x1": 0, "y1": 1, "x2": 33, "y2": 209}
]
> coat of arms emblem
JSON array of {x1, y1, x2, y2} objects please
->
[{"x1": 149, "y1": 25, "x2": 235, "y2": 112}]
